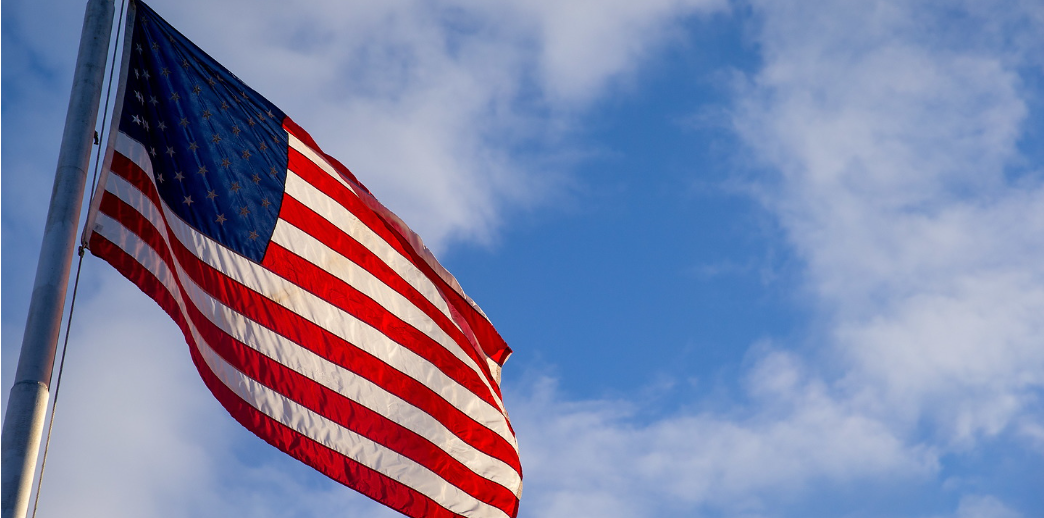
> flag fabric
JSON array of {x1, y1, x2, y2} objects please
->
[{"x1": 83, "y1": 3, "x2": 521, "y2": 517}]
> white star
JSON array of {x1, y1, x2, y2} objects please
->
[
  {"x1": 131, "y1": 114, "x2": 142, "y2": 125},
  {"x1": 182, "y1": 195, "x2": 194, "y2": 205},
  {"x1": 165, "y1": 147, "x2": 175, "y2": 157}
]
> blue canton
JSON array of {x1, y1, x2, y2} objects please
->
[{"x1": 120, "y1": 2, "x2": 289, "y2": 263}]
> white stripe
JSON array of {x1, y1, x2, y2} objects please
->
[
  {"x1": 103, "y1": 144, "x2": 517, "y2": 448},
  {"x1": 93, "y1": 204, "x2": 518, "y2": 515},
  {"x1": 269, "y1": 217, "x2": 503, "y2": 405},
  {"x1": 179, "y1": 260, "x2": 523, "y2": 488},
  {"x1": 283, "y1": 137, "x2": 497, "y2": 373},
  {"x1": 287, "y1": 132, "x2": 510, "y2": 416},
  {"x1": 270, "y1": 216, "x2": 456, "y2": 350},
  {"x1": 198, "y1": 339, "x2": 510, "y2": 518},
  {"x1": 94, "y1": 213, "x2": 180, "y2": 298},
  {"x1": 288, "y1": 132, "x2": 502, "y2": 344},
  {"x1": 115, "y1": 133, "x2": 154, "y2": 178},
  {"x1": 175, "y1": 202, "x2": 509, "y2": 426},
  {"x1": 282, "y1": 171, "x2": 457, "y2": 331},
  {"x1": 105, "y1": 171, "x2": 165, "y2": 225},
  {"x1": 145, "y1": 185, "x2": 508, "y2": 421},
  {"x1": 282, "y1": 173, "x2": 507, "y2": 416},
  {"x1": 287, "y1": 132, "x2": 360, "y2": 197}
]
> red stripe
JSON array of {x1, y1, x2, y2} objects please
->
[
  {"x1": 263, "y1": 239, "x2": 521, "y2": 473},
  {"x1": 164, "y1": 222, "x2": 509, "y2": 420},
  {"x1": 111, "y1": 152, "x2": 164, "y2": 211},
  {"x1": 286, "y1": 149, "x2": 505, "y2": 399},
  {"x1": 98, "y1": 194, "x2": 173, "y2": 267},
  {"x1": 89, "y1": 232, "x2": 183, "y2": 336},
  {"x1": 101, "y1": 157, "x2": 519, "y2": 470},
  {"x1": 286, "y1": 148, "x2": 414, "y2": 270},
  {"x1": 182, "y1": 295, "x2": 519, "y2": 512},
  {"x1": 280, "y1": 195, "x2": 475, "y2": 366},
  {"x1": 89, "y1": 233, "x2": 470, "y2": 518},
  {"x1": 281, "y1": 120, "x2": 509, "y2": 368},
  {"x1": 262, "y1": 239, "x2": 498, "y2": 411},
  {"x1": 278, "y1": 195, "x2": 519, "y2": 449},
  {"x1": 282, "y1": 117, "x2": 369, "y2": 194}
]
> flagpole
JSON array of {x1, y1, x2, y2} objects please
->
[{"x1": 1, "y1": 1, "x2": 115, "y2": 517}]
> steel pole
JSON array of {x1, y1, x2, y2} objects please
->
[{"x1": 1, "y1": 1, "x2": 115, "y2": 517}]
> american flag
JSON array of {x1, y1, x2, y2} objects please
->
[{"x1": 83, "y1": 3, "x2": 521, "y2": 517}]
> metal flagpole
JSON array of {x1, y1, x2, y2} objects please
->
[{"x1": 1, "y1": 1, "x2": 116, "y2": 517}]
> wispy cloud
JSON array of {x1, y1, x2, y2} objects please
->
[
  {"x1": 734, "y1": 0, "x2": 1044, "y2": 447},
  {"x1": 511, "y1": 351, "x2": 936, "y2": 517}
]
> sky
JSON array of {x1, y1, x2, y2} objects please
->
[{"x1": 3, "y1": 0, "x2": 1044, "y2": 517}]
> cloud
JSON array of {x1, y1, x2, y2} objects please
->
[
  {"x1": 510, "y1": 351, "x2": 936, "y2": 518},
  {"x1": 952, "y1": 495, "x2": 1023, "y2": 518},
  {"x1": 733, "y1": 0, "x2": 1044, "y2": 447}
]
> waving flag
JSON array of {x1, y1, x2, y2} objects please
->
[{"x1": 83, "y1": 3, "x2": 521, "y2": 517}]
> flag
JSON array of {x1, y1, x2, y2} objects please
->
[{"x1": 83, "y1": 3, "x2": 521, "y2": 517}]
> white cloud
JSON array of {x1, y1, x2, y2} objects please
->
[
  {"x1": 480, "y1": 0, "x2": 729, "y2": 104},
  {"x1": 734, "y1": 0, "x2": 1044, "y2": 446},
  {"x1": 510, "y1": 351, "x2": 936, "y2": 518},
  {"x1": 953, "y1": 495, "x2": 1023, "y2": 518}
]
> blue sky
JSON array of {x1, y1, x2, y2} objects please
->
[{"x1": 3, "y1": 1, "x2": 1043, "y2": 517}]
